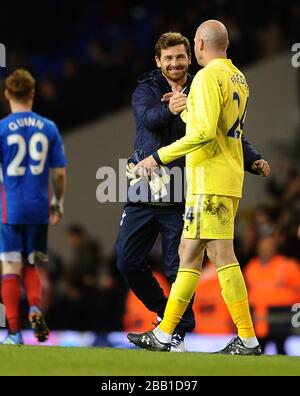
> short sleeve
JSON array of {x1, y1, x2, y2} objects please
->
[{"x1": 49, "y1": 123, "x2": 67, "y2": 168}]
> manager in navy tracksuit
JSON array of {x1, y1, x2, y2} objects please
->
[{"x1": 116, "y1": 33, "x2": 267, "y2": 349}]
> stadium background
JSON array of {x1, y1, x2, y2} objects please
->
[{"x1": 0, "y1": 0, "x2": 299, "y2": 355}]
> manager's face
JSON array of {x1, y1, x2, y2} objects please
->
[{"x1": 156, "y1": 44, "x2": 191, "y2": 82}]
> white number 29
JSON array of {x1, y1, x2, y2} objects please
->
[{"x1": 7, "y1": 133, "x2": 49, "y2": 176}]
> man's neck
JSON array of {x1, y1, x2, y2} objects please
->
[
  {"x1": 260, "y1": 257, "x2": 272, "y2": 266},
  {"x1": 10, "y1": 101, "x2": 32, "y2": 113},
  {"x1": 203, "y1": 52, "x2": 227, "y2": 67},
  {"x1": 164, "y1": 75, "x2": 188, "y2": 92}
]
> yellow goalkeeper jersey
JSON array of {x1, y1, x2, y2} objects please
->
[{"x1": 157, "y1": 58, "x2": 249, "y2": 198}]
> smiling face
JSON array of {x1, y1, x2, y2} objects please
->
[{"x1": 155, "y1": 44, "x2": 191, "y2": 84}]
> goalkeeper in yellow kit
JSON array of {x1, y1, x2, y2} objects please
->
[{"x1": 127, "y1": 20, "x2": 270, "y2": 355}]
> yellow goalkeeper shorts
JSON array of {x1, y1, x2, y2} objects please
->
[{"x1": 183, "y1": 194, "x2": 239, "y2": 240}]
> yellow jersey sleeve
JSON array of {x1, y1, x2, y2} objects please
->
[{"x1": 157, "y1": 68, "x2": 223, "y2": 164}]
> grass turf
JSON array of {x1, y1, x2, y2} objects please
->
[{"x1": 0, "y1": 346, "x2": 299, "y2": 376}]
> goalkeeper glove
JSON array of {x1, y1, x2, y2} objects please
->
[
  {"x1": 126, "y1": 157, "x2": 170, "y2": 200},
  {"x1": 148, "y1": 166, "x2": 170, "y2": 200},
  {"x1": 126, "y1": 159, "x2": 142, "y2": 186}
]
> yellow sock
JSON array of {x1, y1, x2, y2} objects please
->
[
  {"x1": 159, "y1": 268, "x2": 201, "y2": 335},
  {"x1": 217, "y1": 263, "x2": 256, "y2": 339}
]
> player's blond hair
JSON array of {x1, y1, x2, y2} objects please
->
[
  {"x1": 5, "y1": 69, "x2": 35, "y2": 102},
  {"x1": 155, "y1": 32, "x2": 191, "y2": 59}
]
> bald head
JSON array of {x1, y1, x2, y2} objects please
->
[{"x1": 196, "y1": 20, "x2": 229, "y2": 51}]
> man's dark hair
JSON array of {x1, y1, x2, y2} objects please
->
[{"x1": 155, "y1": 32, "x2": 191, "y2": 59}]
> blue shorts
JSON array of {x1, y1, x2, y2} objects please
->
[{"x1": 0, "y1": 224, "x2": 48, "y2": 264}]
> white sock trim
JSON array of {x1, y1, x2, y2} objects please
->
[
  {"x1": 240, "y1": 336, "x2": 259, "y2": 348},
  {"x1": 153, "y1": 327, "x2": 172, "y2": 344}
]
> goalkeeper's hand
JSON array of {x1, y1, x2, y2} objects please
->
[
  {"x1": 127, "y1": 157, "x2": 170, "y2": 200},
  {"x1": 49, "y1": 196, "x2": 64, "y2": 225}
]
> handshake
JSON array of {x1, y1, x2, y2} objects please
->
[{"x1": 126, "y1": 156, "x2": 171, "y2": 200}]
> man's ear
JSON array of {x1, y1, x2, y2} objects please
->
[
  {"x1": 4, "y1": 89, "x2": 9, "y2": 100},
  {"x1": 199, "y1": 38, "x2": 204, "y2": 51},
  {"x1": 155, "y1": 56, "x2": 161, "y2": 68}
]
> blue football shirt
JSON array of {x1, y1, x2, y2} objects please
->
[{"x1": 0, "y1": 111, "x2": 67, "y2": 224}]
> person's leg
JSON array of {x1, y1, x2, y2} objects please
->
[
  {"x1": 127, "y1": 194, "x2": 206, "y2": 350},
  {"x1": 116, "y1": 205, "x2": 166, "y2": 316},
  {"x1": 154, "y1": 236, "x2": 205, "y2": 343},
  {"x1": 22, "y1": 264, "x2": 41, "y2": 308},
  {"x1": 201, "y1": 195, "x2": 259, "y2": 350},
  {"x1": 0, "y1": 224, "x2": 23, "y2": 339},
  {"x1": 1, "y1": 261, "x2": 22, "y2": 334},
  {"x1": 158, "y1": 206, "x2": 195, "y2": 337},
  {"x1": 23, "y1": 224, "x2": 48, "y2": 310},
  {"x1": 24, "y1": 224, "x2": 49, "y2": 342},
  {"x1": 206, "y1": 239, "x2": 258, "y2": 348},
  {"x1": 154, "y1": 194, "x2": 208, "y2": 341}
]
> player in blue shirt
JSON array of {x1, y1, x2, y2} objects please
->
[{"x1": 0, "y1": 69, "x2": 67, "y2": 345}]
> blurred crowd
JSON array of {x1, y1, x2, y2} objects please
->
[
  {"x1": 234, "y1": 161, "x2": 300, "y2": 353},
  {"x1": 0, "y1": 0, "x2": 299, "y2": 130}
]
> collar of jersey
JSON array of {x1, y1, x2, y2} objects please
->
[{"x1": 206, "y1": 58, "x2": 233, "y2": 68}]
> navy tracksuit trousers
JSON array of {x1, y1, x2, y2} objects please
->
[{"x1": 116, "y1": 203, "x2": 195, "y2": 336}]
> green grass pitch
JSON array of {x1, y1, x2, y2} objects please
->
[{"x1": 0, "y1": 346, "x2": 299, "y2": 376}]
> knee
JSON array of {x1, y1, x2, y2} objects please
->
[
  {"x1": 178, "y1": 238, "x2": 188, "y2": 259},
  {"x1": 115, "y1": 239, "x2": 130, "y2": 274},
  {"x1": 2, "y1": 260, "x2": 22, "y2": 275},
  {"x1": 116, "y1": 254, "x2": 129, "y2": 274},
  {"x1": 206, "y1": 246, "x2": 217, "y2": 264},
  {"x1": 116, "y1": 251, "x2": 144, "y2": 275},
  {"x1": 179, "y1": 240, "x2": 203, "y2": 269},
  {"x1": 206, "y1": 245, "x2": 237, "y2": 267}
]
